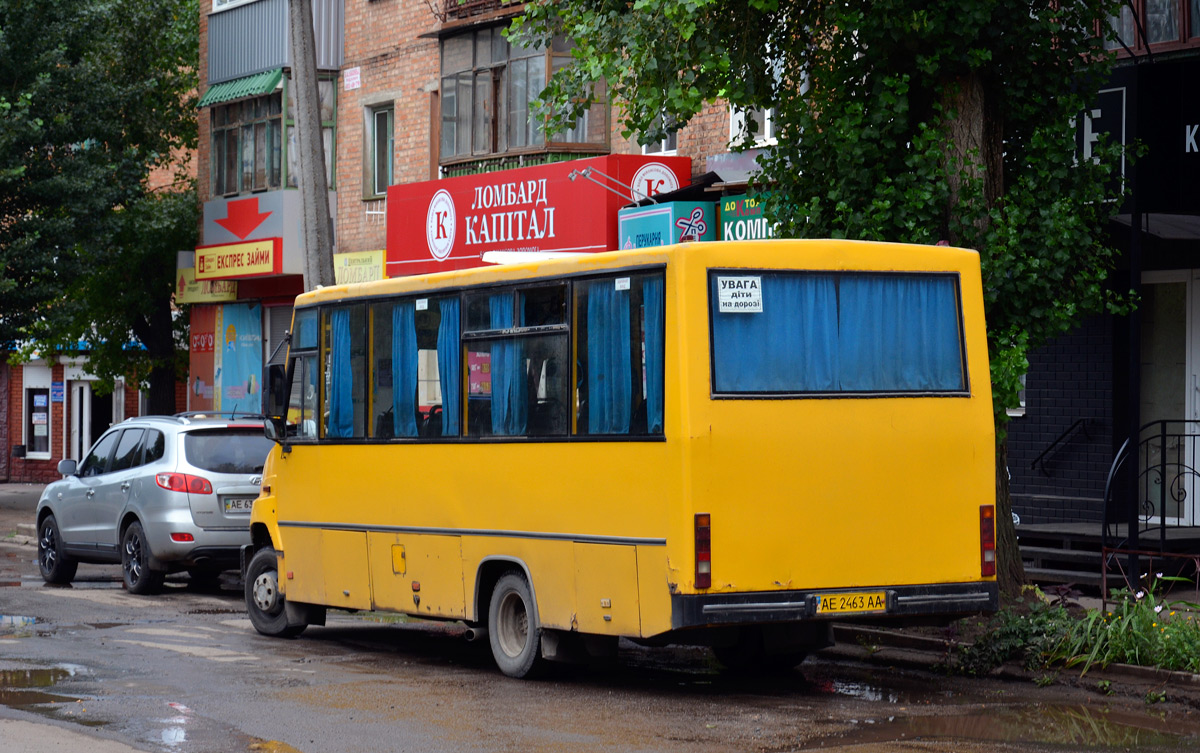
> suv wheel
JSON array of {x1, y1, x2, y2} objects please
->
[
  {"x1": 38, "y1": 514, "x2": 78, "y2": 585},
  {"x1": 121, "y1": 521, "x2": 164, "y2": 595}
]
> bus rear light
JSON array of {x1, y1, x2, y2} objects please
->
[
  {"x1": 155, "y1": 473, "x2": 213, "y2": 495},
  {"x1": 980, "y1": 505, "x2": 996, "y2": 577},
  {"x1": 695, "y1": 513, "x2": 711, "y2": 589}
]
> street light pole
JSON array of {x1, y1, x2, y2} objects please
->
[{"x1": 288, "y1": 0, "x2": 335, "y2": 291}]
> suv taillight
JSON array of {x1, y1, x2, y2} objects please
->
[
  {"x1": 156, "y1": 473, "x2": 213, "y2": 495},
  {"x1": 695, "y1": 513, "x2": 711, "y2": 589},
  {"x1": 980, "y1": 505, "x2": 996, "y2": 577}
]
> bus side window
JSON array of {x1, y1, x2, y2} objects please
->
[
  {"x1": 323, "y1": 304, "x2": 368, "y2": 439},
  {"x1": 289, "y1": 354, "x2": 318, "y2": 439},
  {"x1": 575, "y1": 273, "x2": 664, "y2": 436},
  {"x1": 370, "y1": 297, "x2": 460, "y2": 440}
]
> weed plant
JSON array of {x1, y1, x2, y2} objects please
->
[{"x1": 954, "y1": 577, "x2": 1200, "y2": 676}]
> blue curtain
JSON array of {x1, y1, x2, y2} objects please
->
[
  {"x1": 643, "y1": 277, "x2": 664, "y2": 433},
  {"x1": 438, "y1": 298, "x2": 461, "y2": 436},
  {"x1": 327, "y1": 309, "x2": 353, "y2": 438},
  {"x1": 489, "y1": 293, "x2": 526, "y2": 435},
  {"x1": 711, "y1": 274, "x2": 839, "y2": 392},
  {"x1": 587, "y1": 280, "x2": 632, "y2": 434},
  {"x1": 392, "y1": 303, "x2": 419, "y2": 437},
  {"x1": 837, "y1": 275, "x2": 963, "y2": 391}
]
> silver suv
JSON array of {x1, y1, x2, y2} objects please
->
[{"x1": 35, "y1": 414, "x2": 274, "y2": 594}]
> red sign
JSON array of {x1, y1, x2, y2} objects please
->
[
  {"x1": 194, "y1": 238, "x2": 283, "y2": 280},
  {"x1": 216, "y1": 197, "x2": 273, "y2": 240},
  {"x1": 386, "y1": 154, "x2": 691, "y2": 277}
]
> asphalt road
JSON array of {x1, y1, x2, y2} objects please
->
[{"x1": 3, "y1": 482, "x2": 1200, "y2": 753}]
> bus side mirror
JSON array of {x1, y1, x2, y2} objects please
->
[
  {"x1": 265, "y1": 417, "x2": 287, "y2": 443},
  {"x1": 264, "y1": 364, "x2": 288, "y2": 418}
]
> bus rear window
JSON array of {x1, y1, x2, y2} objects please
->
[{"x1": 709, "y1": 271, "x2": 966, "y2": 395}]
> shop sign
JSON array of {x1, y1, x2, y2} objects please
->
[
  {"x1": 719, "y1": 195, "x2": 777, "y2": 241},
  {"x1": 176, "y1": 267, "x2": 238, "y2": 303},
  {"x1": 618, "y1": 201, "x2": 716, "y2": 249},
  {"x1": 195, "y1": 238, "x2": 283, "y2": 280},
  {"x1": 1083, "y1": 59, "x2": 1200, "y2": 215},
  {"x1": 387, "y1": 154, "x2": 691, "y2": 276},
  {"x1": 334, "y1": 250, "x2": 386, "y2": 284},
  {"x1": 50, "y1": 382, "x2": 64, "y2": 403}
]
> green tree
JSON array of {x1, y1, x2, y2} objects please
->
[
  {"x1": 514, "y1": 0, "x2": 1129, "y2": 595},
  {"x1": 0, "y1": 0, "x2": 198, "y2": 413}
]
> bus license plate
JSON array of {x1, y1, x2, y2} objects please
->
[
  {"x1": 224, "y1": 497, "x2": 255, "y2": 514},
  {"x1": 816, "y1": 591, "x2": 887, "y2": 615}
]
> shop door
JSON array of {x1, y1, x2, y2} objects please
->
[
  {"x1": 69, "y1": 382, "x2": 114, "y2": 460},
  {"x1": 1139, "y1": 273, "x2": 1196, "y2": 525}
]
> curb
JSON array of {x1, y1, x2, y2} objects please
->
[{"x1": 830, "y1": 623, "x2": 1200, "y2": 690}]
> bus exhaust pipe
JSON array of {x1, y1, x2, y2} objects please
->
[{"x1": 464, "y1": 626, "x2": 488, "y2": 642}]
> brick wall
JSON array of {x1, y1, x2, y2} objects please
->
[
  {"x1": 336, "y1": 0, "x2": 439, "y2": 255},
  {"x1": 1007, "y1": 315, "x2": 1117, "y2": 525}
]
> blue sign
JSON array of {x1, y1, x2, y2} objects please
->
[
  {"x1": 50, "y1": 382, "x2": 64, "y2": 403},
  {"x1": 618, "y1": 201, "x2": 716, "y2": 249}
]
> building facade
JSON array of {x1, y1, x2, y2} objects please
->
[
  {"x1": 1008, "y1": 7, "x2": 1200, "y2": 538},
  {"x1": 193, "y1": 0, "x2": 777, "y2": 425}
]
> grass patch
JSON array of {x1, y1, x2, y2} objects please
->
[{"x1": 951, "y1": 577, "x2": 1200, "y2": 676}]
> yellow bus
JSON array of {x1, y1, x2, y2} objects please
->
[{"x1": 245, "y1": 239, "x2": 997, "y2": 677}]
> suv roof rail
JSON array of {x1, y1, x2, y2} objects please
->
[{"x1": 173, "y1": 411, "x2": 267, "y2": 421}]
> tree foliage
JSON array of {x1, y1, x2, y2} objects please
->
[
  {"x1": 0, "y1": 0, "x2": 198, "y2": 410},
  {"x1": 514, "y1": 0, "x2": 1127, "y2": 421},
  {"x1": 514, "y1": 0, "x2": 1130, "y2": 594}
]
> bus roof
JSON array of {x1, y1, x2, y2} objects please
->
[{"x1": 297, "y1": 239, "x2": 978, "y2": 308}]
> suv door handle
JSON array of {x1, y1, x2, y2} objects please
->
[{"x1": 121, "y1": 482, "x2": 131, "y2": 492}]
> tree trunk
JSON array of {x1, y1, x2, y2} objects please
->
[
  {"x1": 995, "y1": 439, "x2": 1026, "y2": 598},
  {"x1": 146, "y1": 361, "x2": 179, "y2": 416},
  {"x1": 942, "y1": 71, "x2": 1003, "y2": 244}
]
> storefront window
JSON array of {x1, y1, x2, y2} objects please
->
[{"x1": 25, "y1": 388, "x2": 50, "y2": 455}]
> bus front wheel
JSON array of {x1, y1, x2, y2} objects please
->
[
  {"x1": 245, "y1": 547, "x2": 306, "y2": 638},
  {"x1": 488, "y1": 571, "x2": 545, "y2": 678}
]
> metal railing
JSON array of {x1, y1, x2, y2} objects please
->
[
  {"x1": 1030, "y1": 418, "x2": 1089, "y2": 477},
  {"x1": 1102, "y1": 420, "x2": 1200, "y2": 553}
]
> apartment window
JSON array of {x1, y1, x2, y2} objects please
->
[
  {"x1": 211, "y1": 93, "x2": 283, "y2": 197},
  {"x1": 439, "y1": 27, "x2": 606, "y2": 163},
  {"x1": 730, "y1": 106, "x2": 777, "y2": 147},
  {"x1": 1106, "y1": 1, "x2": 1200, "y2": 50},
  {"x1": 367, "y1": 105, "x2": 394, "y2": 198},
  {"x1": 642, "y1": 115, "x2": 678, "y2": 155}
]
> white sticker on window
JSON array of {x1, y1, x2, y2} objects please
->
[
  {"x1": 416, "y1": 298, "x2": 429, "y2": 311},
  {"x1": 615, "y1": 277, "x2": 630, "y2": 291},
  {"x1": 717, "y1": 276, "x2": 763, "y2": 313}
]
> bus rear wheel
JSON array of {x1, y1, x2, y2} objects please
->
[
  {"x1": 245, "y1": 547, "x2": 306, "y2": 638},
  {"x1": 488, "y1": 571, "x2": 545, "y2": 678}
]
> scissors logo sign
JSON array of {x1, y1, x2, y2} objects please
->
[{"x1": 674, "y1": 207, "x2": 708, "y2": 241}]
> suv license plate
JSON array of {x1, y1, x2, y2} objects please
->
[
  {"x1": 224, "y1": 497, "x2": 255, "y2": 514},
  {"x1": 815, "y1": 591, "x2": 887, "y2": 615}
]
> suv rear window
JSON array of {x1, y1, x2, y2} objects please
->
[{"x1": 184, "y1": 429, "x2": 274, "y2": 474}]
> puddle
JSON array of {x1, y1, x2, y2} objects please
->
[
  {"x1": 0, "y1": 668, "x2": 76, "y2": 709},
  {"x1": 805, "y1": 704, "x2": 1197, "y2": 750},
  {"x1": 818, "y1": 679, "x2": 900, "y2": 704},
  {"x1": 0, "y1": 615, "x2": 37, "y2": 637},
  {"x1": 249, "y1": 739, "x2": 306, "y2": 753}
]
